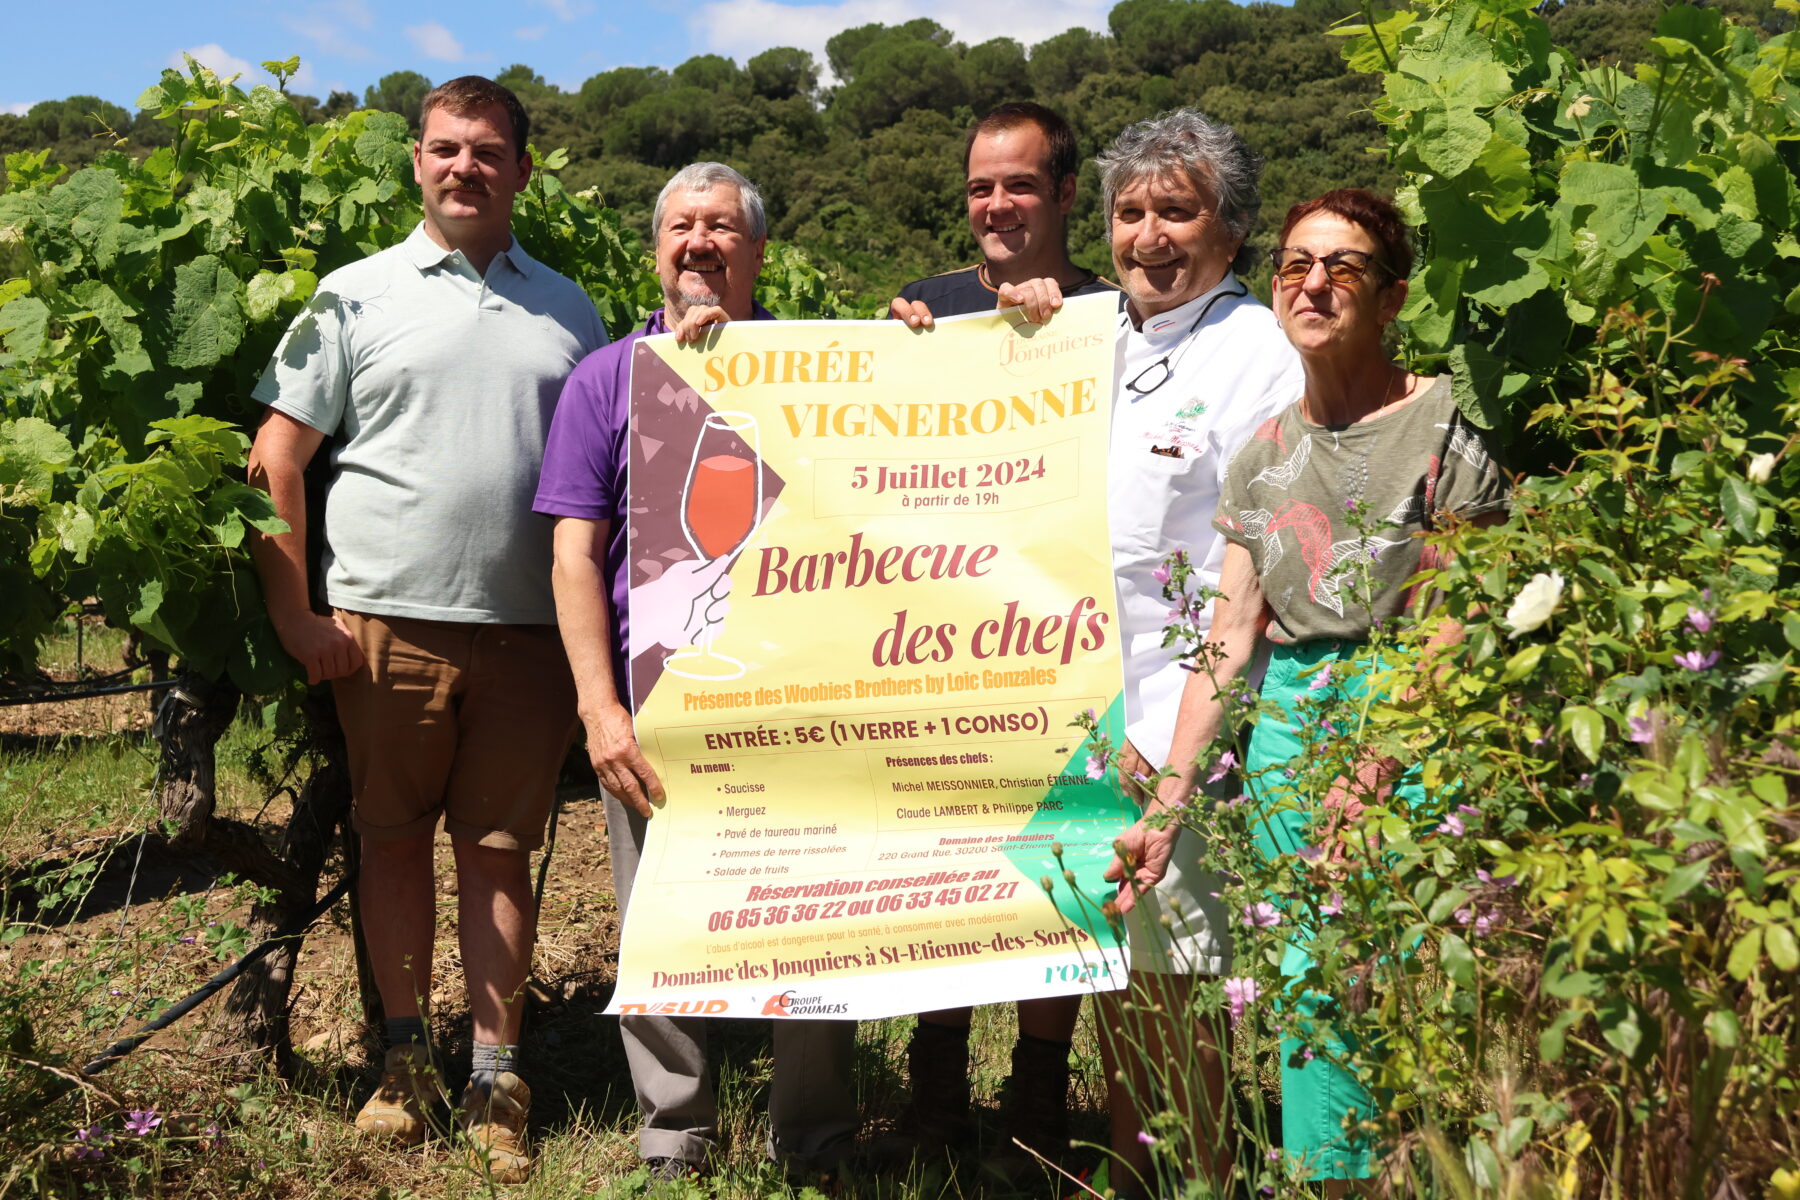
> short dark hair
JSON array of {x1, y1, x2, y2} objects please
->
[
  {"x1": 419, "y1": 75, "x2": 530, "y2": 158},
  {"x1": 963, "y1": 102, "x2": 1078, "y2": 187},
  {"x1": 1278, "y1": 188, "x2": 1413, "y2": 281}
]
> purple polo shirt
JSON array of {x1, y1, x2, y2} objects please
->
[{"x1": 533, "y1": 304, "x2": 775, "y2": 704}]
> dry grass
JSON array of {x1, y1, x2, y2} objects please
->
[{"x1": 0, "y1": 634, "x2": 1118, "y2": 1199}]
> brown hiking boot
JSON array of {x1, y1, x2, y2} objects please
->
[
  {"x1": 460, "y1": 1072, "x2": 532, "y2": 1184},
  {"x1": 983, "y1": 1035, "x2": 1072, "y2": 1181},
  {"x1": 355, "y1": 1044, "x2": 447, "y2": 1146}
]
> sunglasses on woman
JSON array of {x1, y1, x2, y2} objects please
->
[{"x1": 1268, "y1": 247, "x2": 1391, "y2": 285}]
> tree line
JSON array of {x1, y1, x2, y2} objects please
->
[{"x1": 1, "y1": 0, "x2": 1791, "y2": 300}]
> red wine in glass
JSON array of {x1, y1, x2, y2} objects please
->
[
  {"x1": 684, "y1": 453, "x2": 757, "y2": 558},
  {"x1": 666, "y1": 412, "x2": 762, "y2": 680}
]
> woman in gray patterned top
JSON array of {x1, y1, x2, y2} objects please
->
[{"x1": 1141, "y1": 189, "x2": 1507, "y2": 1191}]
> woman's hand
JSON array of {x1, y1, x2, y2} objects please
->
[
  {"x1": 1319, "y1": 754, "x2": 1401, "y2": 859},
  {"x1": 1105, "y1": 815, "x2": 1181, "y2": 914}
]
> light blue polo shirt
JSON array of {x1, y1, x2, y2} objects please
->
[{"x1": 254, "y1": 223, "x2": 609, "y2": 625}]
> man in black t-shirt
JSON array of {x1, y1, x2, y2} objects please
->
[
  {"x1": 885, "y1": 102, "x2": 1114, "y2": 1178},
  {"x1": 891, "y1": 101, "x2": 1118, "y2": 326}
]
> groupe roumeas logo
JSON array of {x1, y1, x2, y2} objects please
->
[
  {"x1": 997, "y1": 323, "x2": 1108, "y2": 379},
  {"x1": 762, "y1": 990, "x2": 850, "y2": 1017}
]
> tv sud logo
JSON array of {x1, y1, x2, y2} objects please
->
[
  {"x1": 617, "y1": 998, "x2": 732, "y2": 1016},
  {"x1": 761, "y1": 990, "x2": 851, "y2": 1017}
]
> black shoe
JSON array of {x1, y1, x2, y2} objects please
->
[
  {"x1": 982, "y1": 1034, "x2": 1072, "y2": 1183},
  {"x1": 907, "y1": 1019, "x2": 975, "y2": 1152},
  {"x1": 644, "y1": 1156, "x2": 708, "y2": 1183},
  {"x1": 868, "y1": 1020, "x2": 976, "y2": 1170}
]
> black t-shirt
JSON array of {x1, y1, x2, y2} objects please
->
[{"x1": 895, "y1": 263, "x2": 1121, "y2": 318}]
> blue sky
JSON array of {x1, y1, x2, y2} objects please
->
[{"x1": 5, "y1": 0, "x2": 1122, "y2": 115}]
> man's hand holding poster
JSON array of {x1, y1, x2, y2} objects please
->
[{"x1": 607, "y1": 293, "x2": 1132, "y2": 1020}]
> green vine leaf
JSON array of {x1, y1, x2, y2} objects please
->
[{"x1": 168, "y1": 255, "x2": 246, "y2": 369}]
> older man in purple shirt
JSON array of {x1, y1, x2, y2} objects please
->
[{"x1": 533, "y1": 162, "x2": 858, "y2": 1182}]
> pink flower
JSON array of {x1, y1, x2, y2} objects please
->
[
  {"x1": 1628, "y1": 714, "x2": 1655, "y2": 744},
  {"x1": 1675, "y1": 649, "x2": 1721, "y2": 671},
  {"x1": 1223, "y1": 976, "x2": 1262, "y2": 1025},
  {"x1": 1297, "y1": 845, "x2": 1324, "y2": 863},
  {"x1": 1457, "y1": 906, "x2": 1498, "y2": 934},
  {"x1": 123, "y1": 1110, "x2": 162, "y2": 1137},
  {"x1": 1206, "y1": 750, "x2": 1238, "y2": 784},
  {"x1": 1152, "y1": 563, "x2": 1172, "y2": 585},
  {"x1": 1687, "y1": 607, "x2": 1715, "y2": 633},
  {"x1": 72, "y1": 1126, "x2": 109, "y2": 1160},
  {"x1": 1476, "y1": 869, "x2": 1517, "y2": 888},
  {"x1": 1242, "y1": 901, "x2": 1281, "y2": 928},
  {"x1": 1437, "y1": 813, "x2": 1467, "y2": 837},
  {"x1": 1320, "y1": 892, "x2": 1343, "y2": 916},
  {"x1": 1085, "y1": 755, "x2": 1106, "y2": 781},
  {"x1": 1308, "y1": 667, "x2": 1331, "y2": 690},
  {"x1": 1136, "y1": 1130, "x2": 1158, "y2": 1147}
]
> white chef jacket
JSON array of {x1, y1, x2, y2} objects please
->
[{"x1": 1110, "y1": 274, "x2": 1305, "y2": 767}]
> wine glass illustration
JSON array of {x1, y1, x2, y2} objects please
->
[{"x1": 663, "y1": 410, "x2": 763, "y2": 681}]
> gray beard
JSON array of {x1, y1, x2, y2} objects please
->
[{"x1": 678, "y1": 286, "x2": 721, "y2": 311}]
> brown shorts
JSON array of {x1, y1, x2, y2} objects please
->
[{"x1": 331, "y1": 610, "x2": 578, "y2": 851}]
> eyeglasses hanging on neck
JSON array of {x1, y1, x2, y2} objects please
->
[{"x1": 1123, "y1": 282, "x2": 1248, "y2": 398}]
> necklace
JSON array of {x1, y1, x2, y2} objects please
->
[{"x1": 1305, "y1": 364, "x2": 1413, "y2": 425}]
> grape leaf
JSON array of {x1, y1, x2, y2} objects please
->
[
  {"x1": 168, "y1": 255, "x2": 245, "y2": 369},
  {"x1": 1559, "y1": 161, "x2": 1667, "y2": 258},
  {"x1": 0, "y1": 297, "x2": 49, "y2": 358},
  {"x1": 354, "y1": 111, "x2": 412, "y2": 173},
  {"x1": 45, "y1": 168, "x2": 125, "y2": 268},
  {"x1": 0, "y1": 417, "x2": 75, "y2": 505}
]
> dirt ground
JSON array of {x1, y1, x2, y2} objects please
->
[
  {"x1": 0, "y1": 629, "x2": 1084, "y2": 1195},
  {"x1": 0, "y1": 628, "x2": 650, "y2": 1170}
]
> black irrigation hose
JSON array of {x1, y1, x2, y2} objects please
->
[
  {"x1": 0, "y1": 679, "x2": 179, "y2": 708},
  {"x1": 77, "y1": 868, "x2": 357, "y2": 1078}
]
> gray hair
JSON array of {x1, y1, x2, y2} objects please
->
[
  {"x1": 1096, "y1": 109, "x2": 1263, "y2": 269},
  {"x1": 652, "y1": 162, "x2": 767, "y2": 241}
]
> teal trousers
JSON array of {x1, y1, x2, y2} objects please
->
[{"x1": 1243, "y1": 640, "x2": 1417, "y2": 1181}]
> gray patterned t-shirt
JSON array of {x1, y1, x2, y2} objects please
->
[{"x1": 1212, "y1": 376, "x2": 1507, "y2": 644}]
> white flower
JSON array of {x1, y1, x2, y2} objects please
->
[
  {"x1": 1505, "y1": 571, "x2": 1564, "y2": 637},
  {"x1": 1748, "y1": 453, "x2": 1776, "y2": 485}
]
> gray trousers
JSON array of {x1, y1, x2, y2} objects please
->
[{"x1": 605, "y1": 793, "x2": 860, "y2": 1165}]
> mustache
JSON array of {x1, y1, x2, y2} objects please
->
[
  {"x1": 444, "y1": 178, "x2": 489, "y2": 195},
  {"x1": 678, "y1": 255, "x2": 722, "y2": 270}
]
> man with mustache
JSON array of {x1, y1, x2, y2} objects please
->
[
  {"x1": 246, "y1": 76, "x2": 608, "y2": 1183},
  {"x1": 534, "y1": 162, "x2": 860, "y2": 1184}
]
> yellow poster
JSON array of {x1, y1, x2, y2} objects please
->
[{"x1": 607, "y1": 293, "x2": 1133, "y2": 1020}]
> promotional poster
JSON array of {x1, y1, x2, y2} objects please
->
[{"x1": 606, "y1": 294, "x2": 1134, "y2": 1020}]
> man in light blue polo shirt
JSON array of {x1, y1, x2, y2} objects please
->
[{"x1": 245, "y1": 75, "x2": 607, "y2": 1183}]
